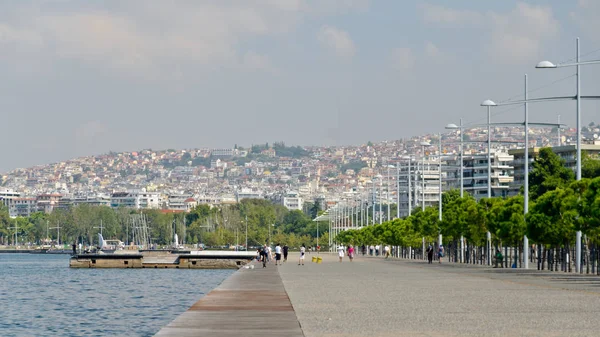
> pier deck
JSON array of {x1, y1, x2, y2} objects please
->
[{"x1": 154, "y1": 261, "x2": 304, "y2": 337}]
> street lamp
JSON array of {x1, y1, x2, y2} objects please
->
[
  {"x1": 536, "y1": 37, "x2": 600, "y2": 181},
  {"x1": 445, "y1": 119, "x2": 463, "y2": 197},
  {"x1": 401, "y1": 155, "x2": 414, "y2": 218},
  {"x1": 481, "y1": 100, "x2": 497, "y2": 198},
  {"x1": 387, "y1": 164, "x2": 395, "y2": 221},
  {"x1": 482, "y1": 76, "x2": 582, "y2": 215},
  {"x1": 420, "y1": 141, "x2": 431, "y2": 211},
  {"x1": 438, "y1": 134, "x2": 443, "y2": 222}
]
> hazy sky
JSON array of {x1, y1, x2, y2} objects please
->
[{"x1": 2, "y1": 0, "x2": 600, "y2": 172}]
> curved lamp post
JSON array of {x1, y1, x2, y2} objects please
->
[{"x1": 536, "y1": 38, "x2": 600, "y2": 181}]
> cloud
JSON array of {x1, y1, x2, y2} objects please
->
[
  {"x1": 0, "y1": 1, "x2": 333, "y2": 74},
  {"x1": 570, "y1": 0, "x2": 600, "y2": 44},
  {"x1": 75, "y1": 120, "x2": 108, "y2": 143},
  {"x1": 421, "y1": 3, "x2": 482, "y2": 25},
  {"x1": 241, "y1": 51, "x2": 278, "y2": 73},
  {"x1": 421, "y1": 2, "x2": 559, "y2": 65},
  {"x1": 318, "y1": 25, "x2": 356, "y2": 59},
  {"x1": 488, "y1": 3, "x2": 559, "y2": 64},
  {"x1": 390, "y1": 47, "x2": 414, "y2": 71},
  {"x1": 425, "y1": 41, "x2": 440, "y2": 58}
]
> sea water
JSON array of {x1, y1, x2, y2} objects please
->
[{"x1": 0, "y1": 254, "x2": 234, "y2": 337}]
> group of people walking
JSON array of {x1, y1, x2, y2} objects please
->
[
  {"x1": 426, "y1": 244, "x2": 444, "y2": 264},
  {"x1": 336, "y1": 245, "x2": 355, "y2": 262},
  {"x1": 257, "y1": 243, "x2": 290, "y2": 268},
  {"x1": 256, "y1": 243, "x2": 446, "y2": 266}
]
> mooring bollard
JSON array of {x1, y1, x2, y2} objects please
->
[
  {"x1": 317, "y1": 256, "x2": 322, "y2": 264},
  {"x1": 312, "y1": 256, "x2": 317, "y2": 263}
]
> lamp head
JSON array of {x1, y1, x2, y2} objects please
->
[
  {"x1": 445, "y1": 123, "x2": 459, "y2": 129},
  {"x1": 480, "y1": 99, "x2": 497, "y2": 107},
  {"x1": 420, "y1": 141, "x2": 431, "y2": 146},
  {"x1": 536, "y1": 60, "x2": 557, "y2": 68}
]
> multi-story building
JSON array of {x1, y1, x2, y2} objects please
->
[
  {"x1": 281, "y1": 191, "x2": 303, "y2": 211},
  {"x1": 168, "y1": 193, "x2": 196, "y2": 211},
  {"x1": 0, "y1": 189, "x2": 21, "y2": 208},
  {"x1": 397, "y1": 157, "x2": 445, "y2": 218},
  {"x1": 235, "y1": 188, "x2": 263, "y2": 202},
  {"x1": 110, "y1": 190, "x2": 160, "y2": 209},
  {"x1": 211, "y1": 148, "x2": 234, "y2": 158},
  {"x1": 443, "y1": 150, "x2": 514, "y2": 200},
  {"x1": 8, "y1": 197, "x2": 37, "y2": 218},
  {"x1": 36, "y1": 193, "x2": 63, "y2": 213}
]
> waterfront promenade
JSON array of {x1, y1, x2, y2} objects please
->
[
  {"x1": 156, "y1": 253, "x2": 600, "y2": 337},
  {"x1": 280, "y1": 254, "x2": 600, "y2": 337}
]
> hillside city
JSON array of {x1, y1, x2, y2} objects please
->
[{"x1": 2, "y1": 122, "x2": 597, "y2": 220}]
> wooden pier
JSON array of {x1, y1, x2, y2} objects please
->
[
  {"x1": 69, "y1": 250, "x2": 256, "y2": 269},
  {"x1": 154, "y1": 261, "x2": 304, "y2": 337}
]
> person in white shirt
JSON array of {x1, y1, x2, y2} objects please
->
[
  {"x1": 275, "y1": 243, "x2": 282, "y2": 265},
  {"x1": 337, "y1": 245, "x2": 345, "y2": 263},
  {"x1": 298, "y1": 244, "x2": 306, "y2": 265}
]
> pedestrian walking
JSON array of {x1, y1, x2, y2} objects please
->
[
  {"x1": 384, "y1": 245, "x2": 390, "y2": 259},
  {"x1": 348, "y1": 245, "x2": 355, "y2": 262},
  {"x1": 427, "y1": 245, "x2": 433, "y2": 264},
  {"x1": 337, "y1": 245, "x2": 345, "y2": 262},
  {"x1": 438, "y1": 244, "x2": 444, "y2": 264},
  {"x1": 283, "y1": 244, "x2": 289, "y2": 262},
  {"x1": 275, "y1": 243, "x2": 282, "y2": 266},
  {"x1": 266, "y1": 244, "x2": 272, "y2": 263},
  {"x1": 298, "y1": 244, "x2": 306, "y2": 265},
  {"x1": 361, "y1": 244, "x2": 366, "y2": 256},
  {"x1": 261, "y1": 246, "x2": 268, "y2": 268}
]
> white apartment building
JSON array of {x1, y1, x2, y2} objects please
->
[
  {"x1": 110, "y1": 190, "x2": 160, "y2": 209},
  {"x1": 282, "y1": 191, "x2": 303, "y2": 211},
  {"x1": 0, "y1": 189, "x2": 21, "y2": 208},
  {"x1": 7, "y1": 198, "x2": 37, "y2": 218},
  {"x1": 445, "y1": 150, "x2": 514, "y2": 200},
  {"x1": 397, "y1": 157, "x2": 445, "y2": 218},
  {"x1": 235, "y1": 188, "x2": 263, "y2": 202},
  {"x1": 168, "y1": 193, "x2": 197, "y2": 211}
]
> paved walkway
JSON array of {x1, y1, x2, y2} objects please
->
[
  {"x1": 154, "y1": 261, "x2": 304, "y2": 337},
  {"x1": 279, "y1": 253, "x2": 600, "y2": 337}
]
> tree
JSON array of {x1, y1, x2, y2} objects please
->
[
  {"x1": 527, "y1": 187, "x2": 580, "y2": 246},
  {"x1": 582, "y1": 151, "x2": 600, "y2": 179},
  {"x1": 493, "y1": 196, "x2": 525, "y2": 246},
  {"x1": 529, "y1": 147, "x2": 575, "y2": 200},
  {"x1": 441, "y1": 194, "x2": 478, "y2": 242}
]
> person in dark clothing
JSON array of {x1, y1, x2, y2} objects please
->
[
  {"x1": 427, "y1": 245, "x2": 434, "y2": 264},
  {"x1": 72, "y1": 243, "x2": 77, "y2": 255},
  {"x1": 361, "y1": 244, "x2": 366, "y2": 256},
  {"x1": 260, "y1": 246, "x2": 268, "y2": 268},
  {"x1": 283, "y1": 244, "x2": 289, "y2": 262}
]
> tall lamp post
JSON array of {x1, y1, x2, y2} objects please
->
[
  {"x1": 387, "y1": 165, "x2": 396, "y2": 221},
  {"x1": 401, "y1": 156, "x2": 413, "y2": 218},
  {"x1": 438, "y1": 133, "x2": 443, "y2": 250},
  {"x1": 536, "y1": 37, "x2": 600, "y2": 180},
  {"x1": 445, "y1": 118, "x2": 464, "y2": 197},
  {"x1": 438, "y1": 133, "x2": 443, "y2": 222},
  {"x1": 396, "y1": 164, "x2": 400, "y2": 219},
  {"x1": 420, "y1": 141, "x2": 431, "y2": 211},
  {"x1": 481, "y1": 100, "x2": 496, "y2": 198}
]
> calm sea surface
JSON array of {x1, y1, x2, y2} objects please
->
[{"x1": 0, "y1": 254, "x2": 234, "y2": 337}]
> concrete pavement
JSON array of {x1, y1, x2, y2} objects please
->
[{"x1": 279, "y1": 253, "x2": 600, "y2": 337}]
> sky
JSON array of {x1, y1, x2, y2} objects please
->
[{"x1": 1, "y1": 0, "x2": 600, "y2": 172}]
